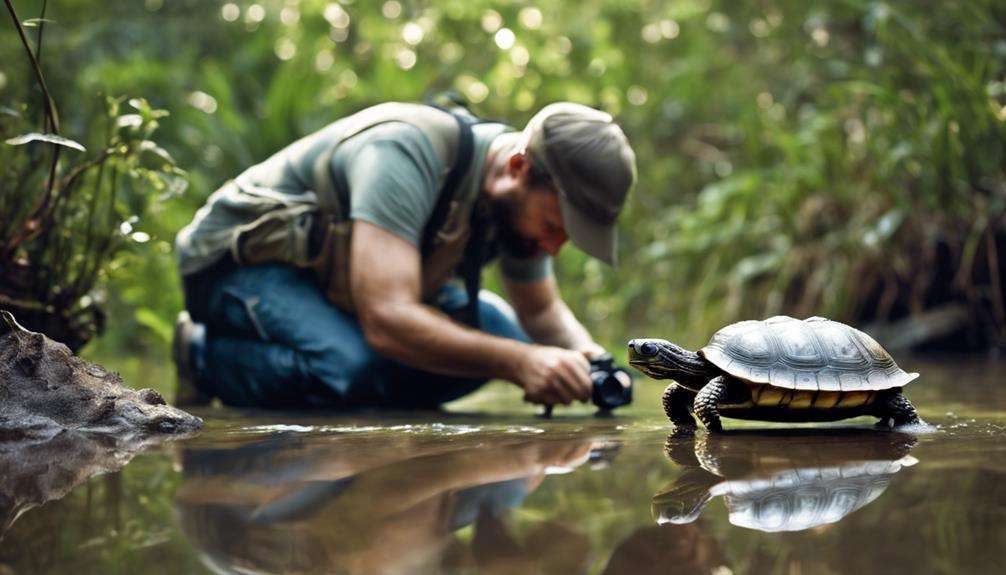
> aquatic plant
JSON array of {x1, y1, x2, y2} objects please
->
[{"x1": 1, "y1": 0, "x2": 183, "y2": 349}]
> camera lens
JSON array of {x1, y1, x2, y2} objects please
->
[{"x1": 592, "y1": 370, "x2": 632, "y2": 410}]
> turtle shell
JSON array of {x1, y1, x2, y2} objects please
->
[{"x1": 700, "y1": 316, "x2": 918, "y2": 392}]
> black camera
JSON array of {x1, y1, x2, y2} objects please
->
[
  {"x1": 540, "y1": 353, "x2": 633, "y2": 417},
  {"x1": 589, "y1": 353, "x2": 633, "y2": 411}
]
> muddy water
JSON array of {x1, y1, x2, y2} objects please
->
[{"x1": 1, "y1": 356, "x2": 1005, "y2": 574}]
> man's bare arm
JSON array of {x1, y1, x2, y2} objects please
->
[
  {"x1": 503, "y1": 274, "x2": 606, "y2": 357},
  {"x1": 349, "y1": 221, "x2": 592, "y2": 404}
]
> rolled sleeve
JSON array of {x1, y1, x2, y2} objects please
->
[{"x1": 499, "y1": 254, "x2": 553, "y2": 283}]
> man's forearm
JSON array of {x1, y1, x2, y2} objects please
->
[
  {"x1": 518, "y1": 298, "x2": 597, "y2": 352},
  {"x1": 360, "y1": 300, "x2": 530, "y2": 379}
]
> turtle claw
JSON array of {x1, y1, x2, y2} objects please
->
[
  {"x1": 668, "y1": 425, "x2": 697, "y2": 440},
  {"x1": 875, "y1": 418, "x2": 892, "y2": 429}
]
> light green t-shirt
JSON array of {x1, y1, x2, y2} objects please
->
[{"x1": 176, "y1": 112, "x2": 551, "y2": 282}]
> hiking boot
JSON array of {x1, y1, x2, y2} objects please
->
[{"x1": 173, "y1": 311, "x2": 211, "y2": 407}]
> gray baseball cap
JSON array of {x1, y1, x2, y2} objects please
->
[{"x1": 522, "y1": 102, "x2": 636, "y2": 265}]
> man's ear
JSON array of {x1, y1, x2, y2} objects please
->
[{"x1": 506, "y1": 152, "x2": 530, "y2": 177}]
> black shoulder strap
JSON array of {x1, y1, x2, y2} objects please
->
[
  {"x1": 419, "y1": 106, "x2": 500, "y2": 328},
  {"x1": 419, "y1": 111, "x2": 477, "y2": 257}
]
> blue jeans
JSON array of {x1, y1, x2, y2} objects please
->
[{"x1": 186, "y1": 263, "x2": 529, "y2": 408}]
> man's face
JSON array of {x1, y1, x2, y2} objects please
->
[{"x1": 491, "y1": 154, "x2": 569, "y2": 258}]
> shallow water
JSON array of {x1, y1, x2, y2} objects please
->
[{"x1": 2, "y1": 356, "x2": 1005, "y2": 574}]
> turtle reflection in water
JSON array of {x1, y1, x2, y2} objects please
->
[
  {"x1": 628, "y1": 316, "x2": 922, "y2": 432},
  {"x1": 653, "y1": 430, "x2": 918, "y2": 532}
]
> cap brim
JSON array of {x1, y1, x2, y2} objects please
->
[{"x1": 559, "y1": 194, "x2": 617, "y2": 266}]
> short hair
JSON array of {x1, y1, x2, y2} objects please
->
[{"x1": 526, "y1": 153, "x2": 556, "y2": 191}]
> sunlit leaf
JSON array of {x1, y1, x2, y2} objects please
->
[
  {"x1": 116, "y1": 114, "x2": 143, "y2": 129},
  {"x1": 5, "y1": 132, "x2": 86, "y2": 151},
  {"x1": 22, "y1": 18, "x2": 56, "y2": 27},
  {"x1": 138, "y1": 140, "x2": 175, "y2": 164},
  {"x1": 129, "y1": 98, "x2": 169, "y2": 119}
]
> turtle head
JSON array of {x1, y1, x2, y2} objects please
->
[
  {"x1": 627, "y1": 339, "x2": 675, "y2": 378},
  {"x1": 628, "y1": 339, "x2": 720, "y2": 389},
  {"x1": 651, "y1": 468, "x2": 719, "y2": 526}
]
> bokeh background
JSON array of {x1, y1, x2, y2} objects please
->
[{"x1": 2, "y1": 0, "x2": 1005, "y2": 393}]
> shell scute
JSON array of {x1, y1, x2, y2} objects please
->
[
  {"x1": 839, "y1": 373, "x2": 867, "y2": 391},
  {"x1": 776, "y1": 324, "x2": 825, "y2": 366},
  {"x1": 770, "y1": 367, "x2": 797, "y2": 389},
  {"x1": 854, "y1": 330, "x2": 895, "y2": 365},
  {"x1": 736, "y1": 331, "x2": 773, "y2": 360},
  {"x1": 816, "y1": 325, "x2": 870, "y2": 367},
  {"x1": 794, "y1": 372, "x2": 818, "y2": 389},
  {"x1": 816, "y1": 372, "x2": 841, "y2": 392}
]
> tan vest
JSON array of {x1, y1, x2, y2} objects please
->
[{"x1": 231, "y1": 103, "x2": 483, "y2": 313}]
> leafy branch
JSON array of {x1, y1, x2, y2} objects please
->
[{"x1": 1, "y1": 2, "x2": 184, "y2": 349}]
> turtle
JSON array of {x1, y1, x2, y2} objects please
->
[
  {"x1": 652, "y1": 430, "x2": 919, "y2": 532},
  {"x1": 627, "y1": 316, "x2": 921, "y2": 432}
]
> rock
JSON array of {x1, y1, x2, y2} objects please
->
[{"x1": 0, "y1": 310, "x2": 202, "y2": 438}]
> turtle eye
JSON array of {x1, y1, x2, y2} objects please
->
[{"x1": 639, "y1": 341, "x2": 659, "y2": 356}]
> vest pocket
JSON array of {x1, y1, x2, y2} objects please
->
[
  {"x1": 233, "y1": 204, "x2": 315, "y2": 268},
  {"x1": 310, "y1": 216, "x2": 355, "y2": 313}
]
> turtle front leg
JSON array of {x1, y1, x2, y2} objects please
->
[
  {"x1": 662, "y1": 383, "x2": 697, "y2": 435},
  {"x1": 874, "y1": 390, "x2": 922, "y2": 428},
  {"x1": 693, "y1": 377, "x2": 728, "y2": 433}
]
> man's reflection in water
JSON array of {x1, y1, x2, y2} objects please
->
[{"x1": 174, "y1": 433, "x2": 598, "y2": 574}]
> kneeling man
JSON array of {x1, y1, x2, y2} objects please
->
[{"x1": 173, "y1": 101, "x2": 636, "y2": 409}]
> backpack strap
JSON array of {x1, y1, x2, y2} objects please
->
[
  {"x1": 419, "y1": 111, "x2": 477, "y2": 257},
  {"x1": 418, "y1": 109, "x2": 494, "y2": 328},
  {"x1": 457, "y1": 200, "x2": 491, "y2": 328}
]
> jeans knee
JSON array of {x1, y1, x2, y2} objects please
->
[{"x1": 477, "y1": 290, "x2": 530, "y2": 343}]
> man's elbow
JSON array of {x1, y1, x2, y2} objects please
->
[{"x1": 358, "y1": 304, "x2": 405, "y2": 358}]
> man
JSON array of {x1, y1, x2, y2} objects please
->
[{"x1": 173, "y1": 100, "x2": 636, "y2": 409}]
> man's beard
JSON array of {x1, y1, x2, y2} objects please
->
[{"x1": 488, "y1": 193, "x2": 542, "y2": 259}]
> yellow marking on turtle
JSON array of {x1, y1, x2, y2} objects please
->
[
  {"x1": 753, "y1": 386, "x2": 785, "y2": 407},
  {"x1": 744, "y1": 384, "x2": 876, "y2": 410},
  {"x1": 836, "y1": 391, "x2": 873, "y2": 408},
  {"x1": 788, "y1": 389, "x2": 815, "y2": 408},
  {"x1": 811, "y1": 392, "x2": 841, "y2": 409}
]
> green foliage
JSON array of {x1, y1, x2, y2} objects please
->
[
  {"x1": 1, "y1": 0, "x2": 184, "y2": 348},
  {"x1": 1, "y1": 0, "x2": 1004, "y2": 360}
]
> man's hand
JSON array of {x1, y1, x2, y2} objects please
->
[
  {"x1": 511, "y1": 345, "x2": 592, "y2": 405},
  {"x1": 576, "y1": 342, "x2": 608, "y2": 361}
]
